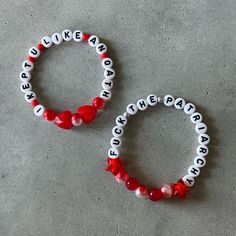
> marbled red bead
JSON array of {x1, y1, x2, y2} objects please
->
[
  {"x1": 43, "y1": 109, "x2": 56, "y2": 121},
  {"x1": 125, "y1": 177, "x2": 139, "y2": 191},
  {"x1": 92, "y1": 96, "x2": 105, "y2": 109},
  {"x1": 148, "y1": 188, "x2": 163, "y2": 201}
]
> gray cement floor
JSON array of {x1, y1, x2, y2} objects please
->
[{"x1": 0, "y1": 0, "x2": 236, "y2": 235}]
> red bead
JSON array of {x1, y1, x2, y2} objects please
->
[
  {"x1": 43, "y1": 109, "x2": 56, "y2": 121},
  {"x1": 28, "y1": 56, "x2": 36, "y2": 62},
  {"x1": 116, "y1": 169, "x2": 128, "y2": 182},
  {"x1": 138, "y1": 185, "x2": 149, "y2": 195},
  {"x1": 92, "y1": 97, "x2": 105, "y2": 109},
  {"x1": 148, "y1": 188, "x2": 163, "y2": 201},
  {"x1": 77, "y1": 105, "x2": 97, "y2": 124},
  {"x1": 100, "y1": 53, "x2": 108, "y2": 59},
  {"x1": 31, "y1": 99, "x2": 39, "y2": 107},
  {"x1": 37, "y1": 43, "x2": 45, "y2": 51},
  {"x1": 125, "y1": 177, "x2": 139, "y2": 191},
  {"x1": 54, "y1": 111, "x2": 73, "y2": 129},
  {"x1": 106, "y1": 158, "x2": 123, "y2": 175},
  {"x1": 82, "y1": 33, "x2": 90, "y2": 41},
  {"x1": 171, "y1": 179, "x2": 189, "y2": 199}
]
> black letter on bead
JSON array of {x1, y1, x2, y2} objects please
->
[
  {"x1": 201, "y1": 136, "x2": 209, "y2": 143},
  {"x1": 138, "y1": 100, "x2": 147, "y2": 109},
  {"x1": 199, "y1": 147, "x2": 207, "y2": 154},
  {"x1": 24, "y1": 62, "x2": 32, "y2": 68},
  {"x1": 109, "y1": 150, "x2": 117, "y2": 157},
  {"x1": 26, "y1": 93, "x2": 35, "y2": 100},
  {"x1": 64, "y1": 31, "x2": 70, "y2": 38},
  {"x1": 43, "y1": 38, "x2": 50, "y2": 45},
  {"x1": 149, "y1": 95, "x2": 157, "y2": 104},
  {"x1": 114, "y1": 128, "x2": 122, "y2": 135},
  {"x1": 106, "y1": 70, "x2": 114, "y2": 77},
  {"x1": 128, "y1": 105, "x2": 135, "y2": 112},
  {"x1": 196, "y1": 158, "x2": 205, "y2": 166},
  {"x1": 101, "y1": 90, "x2": 110, "y2": 98},
  {"x1": 117, "y1": 117, "x2": 126, "y2": 125},
  {"x1": 22, "y1": 83, "x2": 30, "y2": 90},
  {"x1": 104, "y1": 59, "x2": 111, "y2": 66},
  {"x1": 75, "y1": 32, "x2": 81, "y2": 39},
  {"x1": 186, "y1": 178, "x2": 193, "y2": 185},
  {"x1": 190, "y1": 167, "x2": 199, "y2": 176},
  {"x1": 30, "y1": 48, "x2": 38, "y2": 56},
  {"x1": 166, "y1": 97, "x2": 173, "y2": 103},
  {"x1": 21, "y1": 72, "x2": 28, "y2": 79},
  {"x1": 192, "y1": 114, "x2": 201, "y2": 122},
  {"x1": 98, "y1": 44, "x2": 106, "y2": 52},
  {"x1": 112, "y1": 138, "x2": 120, "y2": 146},
  {"x1": 104, "y1": 81, "x2": 112, "y2": 88},
  {"x1": 187, "y1": 104, "x2": 194, "y2": 111},
  {"x1": 176, "y1": 100, "x2": 183, "y2": 108},
  {"x1": 89, "y1": 37, "x2": 97, "y2": 45}
]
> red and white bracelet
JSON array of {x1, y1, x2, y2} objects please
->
[
  {"x1": 19, "y1": 29, "x2": 115, "y2": 129},
  {"x1": 106, "y1": 94, "x2": 210, "y2": 202}
]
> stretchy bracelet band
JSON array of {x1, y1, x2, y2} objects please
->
[
  {"x1": 106, "y1": 94, "x2": 210, "y2": 202},
  {"x1": 19, "y1": 29, "x2": 115, "y2": 129}
]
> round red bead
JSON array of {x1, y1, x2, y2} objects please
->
[
  {"x1": 28, "y1": 56, "x2": 36, "y2": 62},
  {"x1": 43, "y1": 109, "x2": 56, "y2": 121},
  {"x1": 92, "y1": 97, "x2": 105, "y2": 109},
  {"x1": 82, "y1": 33, "x2": 90, "y2": 41},
  {"x1": 31, "y1": 99, "x2": 39, "y2": 107},
  {"x1": 37, "y1": 43, "x2": 45, "y2": 51},
  {"x1": 148, "y1": 188, "x2": 163, "y2": 201},
  {"x1": 100, "y1": 53, "x2": 108, "y2": 59},
  {"x1": 125, "y1": 177, "x2": 139, "y2": 191}
]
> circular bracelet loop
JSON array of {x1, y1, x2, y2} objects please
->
[
  {"x1": 19, "y1": 29, "x2": 115, "y2": 129},
  {"x1": 106, "y1": 94, "x2": 210, "y2": 202}
]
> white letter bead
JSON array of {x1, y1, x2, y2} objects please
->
[
  {"x1": 20, "y1": 82, "x2": 32, "y2": 93},
  {"x1": 194, "y1": 156, "x2": 206, "y2": 168},
  {"x1": 41, "y1": 36, "x2": 53, "y2": 48},
  {"x1": 146, "y1": 94, "x2": 158, "y2": 106},
  {"x1": 126, "y1": 103, "x2": 138, "y2": 115},
  {"x1": 164, "y1": 95, "x2": 175, "y2": 106},
  {"x1": 184, "y1": 103, "x2": 196, "y2": 115},
  {"x1": 195, "y1": 123, "x2": 207, "y2": 134},
  {"x1": 52, "y1": 33, "x2": 63, "y2": 45},
  {"x1": 198, "y1": 134, "x2": 210, "y2": 145},
  {"x1": 112, "y1": 126, "x2": 124, "y2": 137},
  {"x1": 104, "y1": 68, "x2": 115, "y2": 80},
  {"x1": 102, "y1": 78, "x2": 113, "y2": 90},
  {"x1": 96, "y1": 43, "x2": 107, "y2": 54},
  {"x1": 197, "y1": 145, "x2": 209, "y2": 156},
  {"x1": 100, "y1": 90, "x2": 112, "y2": 100},
  {"x1": 116, "y1": 115, "x2": 127, "y2": 127},
  {"x1": 174, "y1": 97, "x2": 186, "y2": 109},
  {"x1": 34, "y1": 104, "x2": 45, "y2": 117},
  {"x1": 24, "y1": 91, "x2": 36, "y2": 103},
  {"x1": 102, "y1": 58, "x2": 113, "y2": 69},
  {"x1": 190, "y1": 112, "x2": 203, "y2": 124},
  {"x1": 110, "y1": 137, "x2": 122, "y2": 148},
  {"x1": 62, "y1": 29, "x2": 73, "y2": 41},
  {"x1": 73, "y1": 30, "x2": 83, "y2": 42},
  {"x1": 19, "y1": 71, "x2": 31, "y2": 82},
  {"x1": 182, "y1": 175, "x2": 195, "y2": 187},
  {"x1": 108, "y1": 148, "x2": 119, "y2": 159},
  {"x1": 137, "y1": 99, "x2": 148, "y2": 111},
  {"x1": 28, "y1": 47, "x2": 40, "y2": 58},
  {"x1": 22, "y1": 60, "x2": 34, "y2": 72},
  {"x1": 188, "y1": 165, "x2": 200, "y2": 177},
  {"x1": 88, "y1": 35, "x2": 99, "y2": 47}
]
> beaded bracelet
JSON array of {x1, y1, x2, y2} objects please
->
[
  {"x1": 19, "y1": 29, "x2": 115, "y2": 129},
  {"x1": 106, "y1": 94, "x2": 210, "y2": 202}
]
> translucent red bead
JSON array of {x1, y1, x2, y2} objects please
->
[
  {"x1": 77, "y1": 105, "x2": 97, "y2": 124},
  {"x1": 31, "y1": 99, "x2": 39, "y2": 107},
  {"x1": 43, "y1": 109, "x2": 56, "y2": 121},
  {"x1": 148, "y1": 188, "x2": 163, "y2": 201},
  {"x1": 54, "y1": 111, "x2": 73, "y2": 129},
  {"x1": 125, "y1": 177, "x2": 139, "y2": 191},
  {"x1": 92, "y1": 97, "x2": 105, "y2": 109}
]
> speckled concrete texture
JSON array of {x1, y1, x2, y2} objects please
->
[{"x1": 0, "y1": 0, "x2": 236, "y2": 235}]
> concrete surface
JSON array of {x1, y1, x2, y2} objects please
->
[{"x1": 0, "y1": 0, "x2": 236, "y2": 235}]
